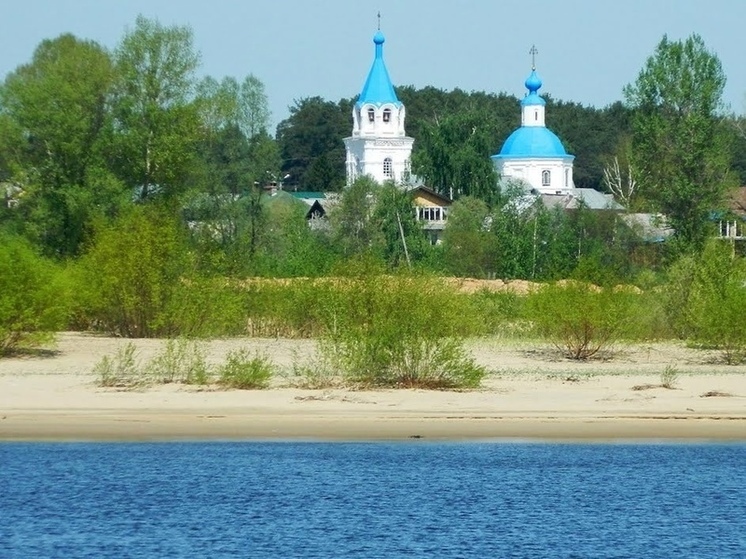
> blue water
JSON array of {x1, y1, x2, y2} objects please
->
[{"x1": 1, "y1": 442, "x2": 744, "y2": 558}]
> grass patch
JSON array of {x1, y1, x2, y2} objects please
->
[{"x1": 217, "y1": 349, "x2": 273, "y2": 389}]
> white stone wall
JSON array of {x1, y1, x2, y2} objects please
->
[
  {"x1": 496, "y1": 157, "x2": 574, "y2": 194},
  {"x1": 344, "y1": 136, "x2": 414, "y2": 184}
]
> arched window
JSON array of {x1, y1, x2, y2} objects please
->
[
  {"x1": 367, "y1": 108, "x2": 375, "y2": 122},
  {"x1": 541, "y1": 169, "x2": 551, "y2": 187},
  {"x1": 534, "y1": 110, "x2": 538, "y2": 121},
  {"x1": 383, "y1": 108, "x2": 391, "y2": 123},
  {"x1": 564, "y1": 169, "x2": 569, "y2": 188},
  {"x1": 383, "y1": 158, "x2": 393, "y2": 179}
]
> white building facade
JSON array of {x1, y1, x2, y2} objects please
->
[
  {"x1": 344, "y1": 31, "x2": 414, "y2": 185},
  {"x1": 491, "y1": 66, "x2": 575, "y2": 194}
]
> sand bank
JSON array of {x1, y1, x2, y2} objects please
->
[{"x1": 1, "y1": 333, "x2": 744, "y2": 441}]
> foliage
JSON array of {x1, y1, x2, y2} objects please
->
[
  {"x1": 371, "y1": 183, "x2": 429, "y2": 268},
  {"x1": 624, "y1": 34, "x2": 732, "y2": 250},
  {"x1": 75, "y1": 206, "x2": 191, "y2": 337},
  {"x1": 441, "y1": 196, "x2": 496, "y2": 277},
  {"x1": 660, "y1": 364, "x2": 680, "y2": 389},
  {"x1": 195, "y1": 74, "x2": 270, "y2": 139},
  {"x1": 111, "y1": 15, "x2": 201, "y2": 201},
  {"x1": 0, "y1": 234, "x2": 67, "y2": 354},
  {"x1": 319, "y1": 266, "x2": 486, "y2": 388},
  {"x1": 681, "y1": 240, "x2": 746, "y2": 363},
  {"x1": 526, "y1": 281, "x2": 644, "y2": 359},
  {"x1": 217, "y1": 349, "x2": 273, "y2": 389},
  {"x1": 411, "y1": 110, "x2": 499, "y2": 200},
  {"x1": 275, "y1": 96, "x2": 350, "y2": 191},
  {"x1": 146, "y1": 338, "x2": 210, "y2": 385},
  {"x1": 0, "y1": 33, "x2": 122, "y2": 256},
  {"x1": 94, "y1": 342, "x2": 144, "y2": 388}
]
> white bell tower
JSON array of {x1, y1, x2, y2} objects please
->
[{"x1": 343, "y1": 25, "x2": 413, "y2": 185}]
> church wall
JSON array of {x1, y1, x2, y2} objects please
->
[
  {"x1": 344, "y1": 137, "x2": 414, "y2": 184},
  {"x1": 497, "y1": 158, "x2": 574, "y2": 194}
]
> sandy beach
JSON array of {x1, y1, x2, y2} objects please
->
[{"x1": 1, "y1": 333, "x2": 745, "y2": 441}]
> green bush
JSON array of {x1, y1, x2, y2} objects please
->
[
  {"x1": 74, "y1": 206, "x2": 192, "y2": 337},
  {"x1": 146, "y1": 338, "x2": 210, "y2": 384},
  {"x1": 319, "y1": 266, "x2": 486, "y2": 388},
  {"x1": 93, "y1": 342, "x2": 145, "y2": 388},
  {"x1": 0, "y1": 234, "x2": 68, "y2": 355},
  {"x1": 682, "y1": 240, "x2": 746, "y2": 363},
  {"x1": 526, "y1": 281, "x2": 644, "y2": 360},
  {"x1": 217, "y1": 349, "x2": 273, "y2": 389}
]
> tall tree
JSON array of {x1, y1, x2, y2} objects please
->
[
  {"x1": 195, "y1": 74, "x2": 270, "y2": 139},
  {"x1": 0, "y1": 34, "x2": 120, "y2": 256},
  {"x1": 624, "y1": 34, "x2": 732, "y2": 249},
  {"x1": 111, "y1": 15, "x2": 201, "y2": 201},
  {"x1": 276, "y1": 96, "x2": 350, "y2": 191}
]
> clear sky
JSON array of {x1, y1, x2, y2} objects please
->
[{"x1": 2, "y1": 0, "x2": 744, "y2": 131}]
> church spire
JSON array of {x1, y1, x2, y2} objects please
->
[{"x1": 356, "y1": 23, "x2": 401, "y2": 107}]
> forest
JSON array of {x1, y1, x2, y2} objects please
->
[{"x1": 3, "y1": 16, "x2": 746, "y2": 380}]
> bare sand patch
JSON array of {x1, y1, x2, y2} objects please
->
[{"x1": 1, "y1": 333, "x2": 744, "y2": 441}]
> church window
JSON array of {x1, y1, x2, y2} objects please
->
[
  {"x1": 383, "y1": 109, "x2": 391, "y2": 122},
  {"x1": 541, "y1": 170, "x2": 551, "y2": 187},
  {"x1": 564, "y1": 169, "x2": 569, "y2": 188},
  {"x1": 383, "y1": 158, "x2": 393, "y2": 178},
  {"x1": 368, "y1": 108, "x2": 375, "y2": 122},
  {"x1": 535, "y1": 110, "x2": 538, "y2": 121}
]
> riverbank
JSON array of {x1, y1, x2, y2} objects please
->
[{"x1": 1, "y1": 333, "x2": 745, "y2": 441}]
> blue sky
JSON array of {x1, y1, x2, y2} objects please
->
[{"x1": 2, "y1": 0, "x2": 744, "y2": 131}]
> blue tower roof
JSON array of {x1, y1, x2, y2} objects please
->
[
  {"x1": 493, "y1": 127, "x2": 571, "y2": 159},
  {"x1": 356, "y1": 31, "x2": 401, "y2": 107}
]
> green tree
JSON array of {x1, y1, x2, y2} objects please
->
[
  {"x1": 276, "y1": 96, "x2": 350, "y2": 191},
  {"x1": 0, "y1": 233, "x2": 67, "y2": 354},
  {"x1": 371, "y1": 183, "x2": 428, "y2": 268},
  {"x1": 0, "y1": 34, "x2": 122, "y2": 256},
  {"x1": 441, "y1": 196, "x2": 495, "y2": 277},
  {"x1": 329, "y1": 176, "x2": 380, "y2": 258},
  {"x1": 111, "y1": 15, "x2": 201, "y2": 201},
  {"x1": 624, "y1": 34, "x2": 732, "y2": 249},
  {"x1": 195, "y1": 74, "x2": 270, "y2": 139},
  {"x1": 411, "y1": 110, "x2": 498, "y2": 201},
  {"x1": 76, "y1": 206, "x2": 192, "y2": 337}
]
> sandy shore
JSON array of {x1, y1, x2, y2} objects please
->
[{"x1": 1, "y1": 333, "x2": 745, "y2": 441}]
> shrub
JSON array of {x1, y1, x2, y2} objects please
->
[
  {"x1": 146, "y1": 338, "x2": 210, "y2": 385},
  {"x1": 682, "y1": 240, "x2": 746, "y2": 363},
  {"x1": 526, "y1": 281, "x2": 643, "y2": 360},
  {"x1": 94, "y1": 342, "x2": 144, "y2": 388},
  {"x1": 318, "y1": 266, "x2": 486, "y2": 388},
  {"x1": 75, "y1": 206, "x2": 191, "y2": 337},
  {"x1": 217, "y1": 349, "x2": 273, "y2": 389},
  {"x1": 0, "y1": 234, "x2": 67, "y2": 355}
]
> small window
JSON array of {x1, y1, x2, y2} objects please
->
[
  {"x1": 383, "y1": 158, "x2": 393, "y2": 178},
  {"x1": 368, "y1": 108, "x2": 375, "y2": 122},
  {"x1": 534, "y1": 110, "x2": 538, "y2": 121},
  {"x1": 383, "y1": 109, "x2": 391, "y2": 123},
  {"x1": 564, "y1": 169, "x2": 569, "y2": 188},
  {"x1": 541, "y1": 170, "x2": 551, "y2": 187}
]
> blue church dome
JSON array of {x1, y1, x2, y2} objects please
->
[
  {"x1": 356, "y1": 31, "x2": 401, "y2": 107},
  {"x1": 495, "y1": 127, "x2": 568, "y2": 158}
]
